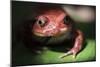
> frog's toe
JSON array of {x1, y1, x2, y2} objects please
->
[
  {"x1": 59, "y1": 50, "x2": 77, "y2": 58},
  {"x1": 59, "y1": 51, "x2": 72, "y2": 58}
]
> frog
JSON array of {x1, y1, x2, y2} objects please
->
[{"x1": 31, "y1": 6, "x2": 84, "y2": 58}]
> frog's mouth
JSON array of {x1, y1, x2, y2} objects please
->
[
  {"x1": 34, "y1": 32, "x2": 46, "y2": 37},
  {"x1": 33, "y1": 29, "x2": 67, "y2": 37},
  {"x1": 32, "y1": 29, "x2": 72, "y2": 45}
]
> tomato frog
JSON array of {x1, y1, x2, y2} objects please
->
[{"x1": 31, "y1": 6, "x2": 84, "y2": 58}]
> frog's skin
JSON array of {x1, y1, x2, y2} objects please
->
[{"x1": 32, "y1": 6, "x2": 84, "y2": 58}]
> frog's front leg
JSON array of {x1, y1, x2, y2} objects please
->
[{"x1": 59, "y1": 30, "x2": 84, "y2": 58}]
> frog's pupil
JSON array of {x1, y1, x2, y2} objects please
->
[{"x1": 38, "y1": 20, "x2": 42, "y2": 25}]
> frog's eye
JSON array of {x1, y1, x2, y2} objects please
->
[
  {"x1": 37, "y1": 18, "x2": 47, "y2": 27},
  {"x1": 64, "y1": 16, "x2": 72, "y2": 24}
]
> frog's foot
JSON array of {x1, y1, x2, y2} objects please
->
[
  {"x1": 59, "y1": 48, "x2": 78, "y2": 58},
  {"x1": 59, "y1": 30, "x2": 83, "y2": 59},
  {"x1": 32, "y1": 49, "x2": 42, "y2": 54},
  {"x1": 32, "y1": 46, "x2": 48, "y2": 54},
  {"x1": 42, "y1": 46, "x2": 48, "y2": 50}
]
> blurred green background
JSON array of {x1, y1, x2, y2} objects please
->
[{"x1": 12, "y1": 1, "x2": 96, "y2": 66}]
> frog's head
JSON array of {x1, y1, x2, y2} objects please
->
[{"x1": 32, "y1": 8, "x2": 72, "y2": 37}]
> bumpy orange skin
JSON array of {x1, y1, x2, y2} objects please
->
[{"x1": 32, "y1": 8, "x2": 69, "y2": 37}]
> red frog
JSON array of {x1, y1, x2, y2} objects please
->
[{"x1": 32, "y1": 6, "x2": 84, "y2": 58}]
